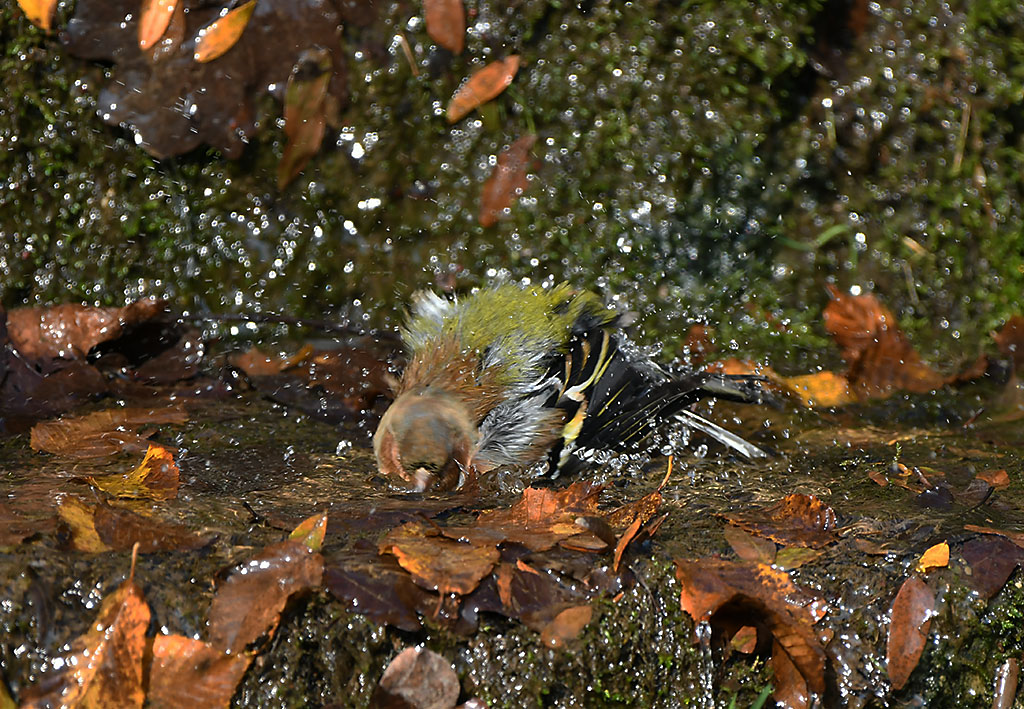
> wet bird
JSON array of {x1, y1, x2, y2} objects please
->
[{"x1": 374, "y1": 282, "x2": 769, "y2": 491}]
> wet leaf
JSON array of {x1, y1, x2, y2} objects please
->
[
  {"x1": 977, "y1": 468, "x2": 1010, "y2": 489},
  {"x1": 961, "y1": 536, "x2": 1024, "y2": 599},
  {"x1": 723, "y1": 524, "x2": 777, "y2": 565},
  {"x1": 964, "y1": 523, "x2": 1024, "y2": 550},
  {"x1": 147, "y1": 635, "x2": 251, "y2": 708},
  {"x1": 539, "y1": 604, "x2": 593, "y2": 649},
  {"x1": 30, "y1": 404, "x2": 188, "y2": 458},
  {"x1": 58, "y1": 496, "x2": 212, "y2": 553},
  {"x1": 87, "y1": 443, "x2": 180, "y2": 500},
  {"x1": 771, "y1": 636, "x2": 810, "y2": 709},
  {"x1": 382, "y1": 522, "x2": 499, "y2": 596},
  {"x1": 0, "y1": 501, "x2": 44, "y2": 546},
  {"x1": 371, "y1": 647, "x2": 460, "y2": 709},
  {"x1": 868, "y1": 470, "x2": 889, "y2": 487},
  {"x1": 193, "y1": 0, "x2": 257, "y2": 63},
  {"x1": 208, "y1": 539, "x2": 323, "y2": 653},
  {"x1": 993, "y1": 315, "x2": 1024, "y2": 372},
  {"x1": 16, "y1": 0, "x2": 56, "y2": 31},
  {"x1": 479, "y1": 135, "x2": 536, "y2": 227},
  {"x1": 324, "y1": 549, "x2": 433, "y2": 631},
  {"x1": 722, "y1": 494, "x2": 838, "y2": 549},
  {"x1": 21, "y1": 559, "x2": 150, "y2": 708},
  {"x1": 424, "y1": 0, "x2": 464, "y2": 54},
  {"x1": 278, "y1": 49, "x2": 333, "y2": 189},
  {"x1": 674, "y1": 558, "x2": 827, "y2": 697},
  {"x1": 446, "y1": 56, "x2": 520, "y2": 123},
  {"x1": 777, "y1": 371, "x2": 856, "y2": 408},
  {"x1": 886, "y1": 576, "x2": 935, "y2": 690},
  {"x1": 138, "y1": 0, "x2": 180, "y2": 49},
  {"x1": 612, "y1": 514, "x2": 643, "y2": 574},
  {"x1": 290, "y1": 510, "x2": 328, "y2": 552},
  {"x1": 773, "y1": 546, "x2": 823, "y2": 570},
  {"x1": 915, "y1": 542, "x2": 949, "y2": 573},
  {"x1": 730, "y1": 625, "x2": 758, "y2": 654}
]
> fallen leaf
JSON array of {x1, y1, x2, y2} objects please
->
[
  {"x1": 194, "y1": 0, "x2": 257, "y2": 63},
  {"x1": 138, "y1": 0, "x2": 180, "y2": 49},
  {"x1": 886, "y1": 576, "x2": 935, "y2": 690},
  {"x1": 723, "y1": 524, "x2": 777, "y2": 565},
  {"x1": 868, "y1": 470, "x2": 889, "y2": 487},
  {"x1": 371, "y1": 647, "x2": 460, "y2": 709},
  {"x1": 540, "y1": 604, "x2": 593, "y2": 648},
  {"x1": 993, "y1": 315, "x2": 1024, "y2": 372},
  {"x1": 147, "y1": 635, "x2": 251, "y2": 708},
  {"x1": 0, "y1": 501, "x2": 45, "y2": 546},
  {"x1": 977, "y1": 469, "x2": 1010, "y2": 489},
  {"x1": 992, "y1": 658, "x2": 1021, "y2": 709},
  {"x1": 479, "y1": 135, "x2": 536, "y2": 227},
  {"x1": 382, "y1": 522, "x2": 499, "y2": 597},
  {"x1": 16, "y1": 0, "x2": 57, "y2": 31},
  {"x1": 424, "y1": 0, "x2": 464, "y2": 54},
  {"x1": 324, "y1": 548, "x2": 433, "y2": 632},
  {"x1": 57, "y1": 496, "x2": 212, "y2": 553},
  {"x1": 278, "y1": 48, "x2": 333, "y2": 189},
  {"x1": 961, "y1": 537, "x2": 1024, "y2": 599},
  {"x1": 21, "y1": 556, "x2": 150, "y2": 708},
  {"x1": 446, "y1": 56, "x2": 520, "y2": 123},
  {"x1": 87, "y1": 443, "x2": 180, "y2": 500},
  {"x1": 964, "y1": 524, "x2": 1024, "y2": 550},
  {"x1": 915, "y1": 542, "x2": 949, "y2": 573},
  {"x1": 722, "y1": 494, "x2": 838, "y2": 549},
  {"x1": 730, "y1": 625, "x2": 758, "y2": 654},
  {"x1": 290, "y1": 510, "x2": 328, "y2": 552},
  {"x1": 208, "y1": 539, "x2": 323, "y2": 654},
  {"x1": 771, "y1": 636, "x2": 810, "y2": 709},
  {"x1": 30, "y1": 404, "x2": 188, "y2": 458},
  {"x1": 778, "y1": 371, "x2": 856, "y2": 408},
  {"x1": 773, "y1": 546, "x2": 823, "y2": 570}
]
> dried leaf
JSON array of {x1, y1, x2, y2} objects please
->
[
  {"x1": 479, "y1": 135, "x2": 536, "y2": 227},
  {"x1": 539, "y1": 604, "x2": 593, "y2": 649},
  {"x1": 289, "y1": 511, "x2": 328, "y2": 552},
  {"x1": 278, "y1": 49, "x2": 333, "y2": 189},
  {"x1": 30, "y1": 404, "x2": 187, "y2": 458},
  {"x1": 722, "y1": 494, "x2": 838, "y2": 549},
  {"x1": 446, "y1": 56, "x2": 519, "y2": 123},
  {"x1": 915, "y1": 542, "x2": 949, "y2": 573},
  {"x1": 382, "y1": 522, "x2": 498, "y2": 596},
  {"x1": 208, "y1": 539, "x2": 323, "y2": 654},
  {"x1": 730, "y1": 625, "x2": 758, "y2": 654},
  {"x1": 21, "y1": 563, "x2": 150, "y2": 708},
  {"x1": 424, "y1": 0, "x2": 464, "y2": 54},
  {"x1": 612, "y1": 514, "x2": 644, "y2": 574},
  {"x1": 87, "y1": 443, "x2": 180, "y2": 500},
  {"x1": 58, "y1": 496, "x2": 212, "y2": 553},
  {"x1": 194, "y1": 0, "x2": 257, "y2": 63},
  {"x1": 148, "y1": 635, "x2": 251, "y2": 708},
  {"x1": 138, "y1": 0, "x2": 180, "y2": 50},
  {"x1": 886, "y1": 576, "x2": 935, "y2": 690},
  {"x1": 867, "y1": 470, "x2": 889, "y2": 487},
  {"x1": 16, "y1": 0, "x2": 57, "y2": 31},
  {"x1": 977, "y1": 469, "x2": 1010, "y2": 489},
  {"x1": 372, "y1": 647, "x2": 460, "y2": 709}
]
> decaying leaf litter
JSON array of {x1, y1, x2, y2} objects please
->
[{"x1": 0, "y1": 283, "x2": 1022, "y2": 707}]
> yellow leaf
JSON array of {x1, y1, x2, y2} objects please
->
[
  {"x1": 915, "y1": 541, "x2": 949, "y2": 573},
  {"x1": 87, "y1": 444, "x2": 180, "y2": 501},
  {"x1": 194, "y1": 0, "x2": 256, "y2": 63},
  {"x1": 17, "y1": 0, "x2": 57, "y2": 31},
  {"x1": 779, "y1": 371, "x2": 856, "y2": 408},
  {"x1": 289, "y1": 511, "x2": 328, "y2": 552}
]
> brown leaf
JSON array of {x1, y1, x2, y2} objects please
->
[
  {"x1": 372, "y1": 647, "x2": 460, "y2": 709},
  {"x1": 479, "y1": 135, "x2": 536, "y2": 227},
  {"x1": 723, "y1": 524, "x2": 777, "y2": 565},
  {"x1": 16, "y1": 0, "x2": 57, "y2": 31},
  {"x1": 193, "y1": 0, "x2": 256, "y2": 63},
  {"x1": 771, "y1": 637, "x2": 810, "y2": 709},
  {"x1": 58, "y1": 496, "x2": 212, "y2": 553},
  {"x1": 7, "y1": 299, "x2": 168, "y2": 365},
  {"x1": 208, "y1": 539, "x2": 323, "y2": 654},
  {"x1": 290, "y1": 510, "x2": 328, "y2": 552},
  {"x1": 886, "y1": 576, "x2": 935, "y2": 690},
  {"x1": 675, "y1": 558, "x2": 827, "y2": 696},
  {"x1": 993, "y1": 315, "x2": 1024, "y2": 373},
  {"x1": 539, "y1": 604, "x2": 593, "y2": 649},
  {"x1": 446, "y1": 56, "x2": 519, "y2": 123},
  {"x1": 21, "y1": 565, "x2": 150, "y2": 708},
  {"x1": 730, "y1": 625, "x2": 758, "y2": 654},
  {"x1": 777, "y1": 371, "x2": 856, "y2": 408},
  {"x1": 138, "y1": 0, "x2": 180, "y2": 49},
  {"x1": 87, "y1": 443, "x2": 180, "y2": 500},
  {"x1": 382, "y1": 522, "x2": 499, "y2": 596},
  {"x1": 961, "y1": 536, "x2": 1024, "y2": 599},
  {"x1": 30, "y1": 404, "x2": 188, "y2": 458},
  {"x1": 324, "y1": 548, "x2": 433, "y2": 632},
  {"x1": 977, "y1": 468, "x2": 1010, "y2": 489},
  {"x1": 424, "y1": 0, "x2": 464, "y2": 54},
  {"x1": 867, "y1": 470, "x2": 889, "y2": 487},
  {"x1": 612, "y1": 515, "x2": 644, "y2": 574},
  {"x1": 964, "y1": 524, "x2": 1024, "y2": 550},
  {"x1": 0, "y1": 501, "x2": 47, "y2": 546},
  {"x1": 915, "y1": 542, "x2": 949, "y2": 573},
  {"x1": 147, "y1": 635, "x2": 251, "y2": 708},
  {"x1": 773, "y1": 546, "x2": 823, "y2": 571},
  {"x1": 278, "y1": 49, "x2": 333, "y2": 189},
  {"x1": 722, "y1": 494, "x2": 838, "y2": 549}
]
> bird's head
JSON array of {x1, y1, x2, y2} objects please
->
[{"x1": 373, "y1": 388, "x2": 478, "y2": 492}]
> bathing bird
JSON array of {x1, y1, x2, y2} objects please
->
[{"x1": 374, "y1": 282, "x2": 768, "y2": 491}]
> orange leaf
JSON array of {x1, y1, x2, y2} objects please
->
[
  {"x1": 148, "y1": 635, "x2": 251, "y2": 708},
  {"x1": 424, "y1": 0, "x2": 464, "y2": 54},
  {"x1": 722, "y1": 493, "x2": 838, "y2": 549},
  {"x1": 16, "y1": 0, "x2": 57, "y2": 31},
  {"x1": 278, "y1": 49, "x2": 333, "y2": 189},
  {"x1": 87, "y1": 443, "x2": 180, "y2": 500},
  {"x1": 446, "y1": 56, "x2": 519, "y2": 123},
  {"x1": 382, "y1": 522, "x2": 498, "y2": 596},
  {"x1": 540, "y1": 604, "x2": 593, "y2": 648},
  {"x1": 886, "y1": 576, "x2": 935, "y2": 690},
  {"x1": 977, "y1": 468, "x2": 1010, "y2": 489},
  {"x1": 30, "y1": 404, "x2": 188, "y2": 459},
  {"x1": 479, "y1": 135, "x2": 536, "y2": 227},
  {"x1": 778, "y1": 371, "x2": 856, "y2": 408},
  {"x1": 915, "y1": 542, "x2": 949, "y2": 573},
  {"x1": 289, "y1": 510, "x2": 328, "y2": 552},
  {"x1": 194, "y1": 0, "x2": 256, "y2": 63},
  {"x1": 138, "y1": 0, "x2": 180, "y2": 50}
]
